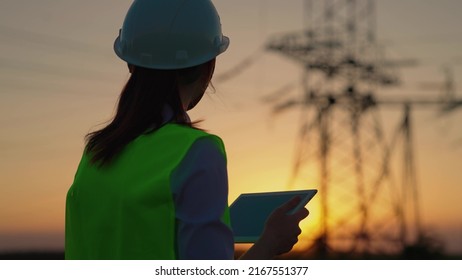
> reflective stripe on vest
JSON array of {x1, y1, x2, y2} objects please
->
[{"x1": 65, "y1": 123, "x2": 230, "y2": 259}]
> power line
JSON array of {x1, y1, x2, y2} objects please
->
[
  {"x1": 0, "y1": 57, "x2": 116, "y2": 84},
  {"x1": 0, "y1": 24, "x2": 108, "y2": 57}
]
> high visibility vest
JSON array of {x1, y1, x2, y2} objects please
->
[{"x1": 65, "y1": 123, "x2": 230, "y2": 259}]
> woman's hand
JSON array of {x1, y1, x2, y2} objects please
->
[{"x1": 240, "y1": 196, "x2": 310, "y2": 259}]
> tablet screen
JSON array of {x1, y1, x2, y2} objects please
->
[{"x1": 229, "y1": 189, "x2": 317, "y2": 243}]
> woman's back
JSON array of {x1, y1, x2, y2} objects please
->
[{"x1": 65, "y1": 124, "x2": 229, "y2": 259}]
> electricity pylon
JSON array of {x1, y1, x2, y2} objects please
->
[{"x1": 265, "y1": 0, "x2": 462, "y2": 257}]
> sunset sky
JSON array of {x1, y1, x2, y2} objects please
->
[{"x1": 1, "y1": 0, "x2": 461, "y2": 255}]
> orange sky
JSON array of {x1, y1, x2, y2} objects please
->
[{"x1": 1, "y1": 0, "x2": 462, "y2": 254}]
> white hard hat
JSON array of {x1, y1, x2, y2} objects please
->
[{"x1": 114, "y1": 0, "x2": 229, "y2": 70}]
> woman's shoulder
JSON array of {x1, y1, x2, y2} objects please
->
[
  {"x1": 163, "y1": 123, "x2": 213, "y2": 135},
  {"x1": 162, "y1": 123, "x2": 223, "y2": 143},
  {"x1": 164, "y1": 123, "x2": 226, "y2": 158},
  {"x1": 138, "y1": 123, "x2": 225, "y2": 153}
]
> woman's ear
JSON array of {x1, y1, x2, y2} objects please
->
[
  {"x1": 199, "y1": 58, "x2": 216, "y2": 89},
  {"x1": 207, "y1": 58, "x2": 216, "y2": 81},
  {"x1": 127, "y1": 63, "x2": 135, "y2": 74}
]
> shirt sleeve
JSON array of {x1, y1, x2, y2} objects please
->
[{"x1": 171, "y1": 137, "x2": 234, "y2": 260}]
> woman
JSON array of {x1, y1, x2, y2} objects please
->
[{"x1": 65, "y1": 0, "x2": 309, "y2": 260}]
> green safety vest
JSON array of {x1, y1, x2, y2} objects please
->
[{"x1": 65, "y1": 123, "x2": 231, "y2": 259}]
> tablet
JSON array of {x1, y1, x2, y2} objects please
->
[{"x1": 229, "y1": 189, "x2": 317, "y2": 243}]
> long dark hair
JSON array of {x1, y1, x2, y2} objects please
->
[{"x1": 85, "y1": 60, "x2": 214, "y2": 166}]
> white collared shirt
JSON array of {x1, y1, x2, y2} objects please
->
[
  {"x1": 172, "y1": 138, "x2": 234, "y2": 259},
  {"x1": 162, "y1": 106, "x2": 234, "y2": 259}
]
